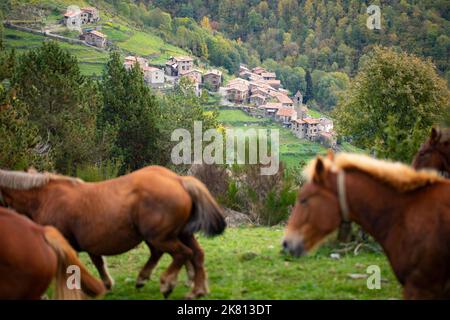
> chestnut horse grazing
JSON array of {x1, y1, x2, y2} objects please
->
[
  {"x1": 0, "y1": 166, "x2": 226, "y2": 299},
  {"x1": 283, "y1": 152, "x2": 450, "y2": 299},
  {"x1": 413, "y1": 127, "x2": 450, "y2": 178},
  {"x1": 0, "y1": 207, "x2": 105, "y2": 299}
]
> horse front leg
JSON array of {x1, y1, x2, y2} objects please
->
[
  {"x1": 136, "y1": 243, "x2": 163, "y2": 288},
  {"x1": 88, "y1": 253, "x2": 114, "y2": 291}
]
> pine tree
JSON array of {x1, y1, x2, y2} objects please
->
[
  {"x1": 101, "y1": 51, "x2": 161, "y2": 173},
  {"x1": 12, "y1": 41, "x2": 102, "y2": 173},
  {"x1": 304, "y1": 69, "x2": 314, "y2": 103}
]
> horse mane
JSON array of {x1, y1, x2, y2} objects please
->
[
  {"x1": 0, "y1": 169, "x2": 83, "y2": 190},
  {"x1": 304, "y1": 153, "x2": 447, "y2": 192},
  {"x1": 435, "y1": 128, "x2": 450, "y2": 143}
]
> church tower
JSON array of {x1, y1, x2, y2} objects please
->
[
  {"x1": 294, "y1": 90, "x2": 305, "y2": 119},
  {"x1": 294, "y1": 90, "x2": 303, "y2": 108}
]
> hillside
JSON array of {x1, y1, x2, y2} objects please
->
[{"x1": 1, "y1": 0, "x2": 193, "y2": 75}]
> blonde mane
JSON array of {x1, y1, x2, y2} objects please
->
[
  {"x1": 304, "y1": 153, "x2": 447, "y2": 192},
  {"x1": 0, "y1": 169, "x2": 83, "y2": 190}
]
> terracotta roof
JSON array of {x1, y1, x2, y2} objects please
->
[
  {"x1": 125, "y1": 56, "x2": 147, "y2": 64},
  {"x1": 293, "y1": 119, "x2": 306, "y2": 124},
  {"x1": 252, "y1": 67, "x2": 266, "y2": 74},
  {"x1": 275, "y1": 94, "x2": 293, "y2": 104},
  {"x1": 266, "y1": 79, "x2": 281, "y2": 86},
  {"x1": 250, "y1": 94, "x2": 266, "y2": 100},
  {"x1": 64, "y1": 11, "x2": 80, "y2": 18},
  {"x1": 143, "y1": 66, "x2": 162, "y2": 72},
  {"x1": 88, "y1": 30, "x2": 106, "y2": 38},
  {"x1": 227, "y1": 84, "x2": 248, "y2": 92},
  {"x1": 174, "y1": 56, "x2": 194, "y2": 62},
  {"x1": 227, "y1": 78, "x2": 249, "y2": 87},
  {"x1": 303, "y1": 118, "x2": 320, "y2": 124},
  {"x1": 259, "y1": 102, "x2": 282, "y2": 110},
  {"x1": 82, "y1": 7, "x2": 97, "y2": 13},
  {"x1": 262, "y1": 72, "x2": 276, "y2": 78},
  {"x1": 179, "y1": 68, "x2": 202, "y2": 75},
  {"x1": 205, "y1": 69, "x2": 222, "y2": 76},
  {"x1": 276, "y1": 107, "x2": 296, "y2": 117}
]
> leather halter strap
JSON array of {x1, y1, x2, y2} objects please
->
[
  {"x1": 337, "y1": 170, "x2": 352, "y2": 242},
  {"x1": 337, "y1": 170, "x2": 350, "y2": 223}
]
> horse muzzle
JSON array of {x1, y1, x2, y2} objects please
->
[{"x1": 282, "y1": 238, "x2": 306, "y2": 257}]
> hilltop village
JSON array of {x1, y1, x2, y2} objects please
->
[{"x1": 62, "y1": 6, "x2": 335, "y2": 148}]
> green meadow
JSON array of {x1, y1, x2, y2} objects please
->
[{"x1": 76, "y1": 227, "x2": 402, "y2": 300}]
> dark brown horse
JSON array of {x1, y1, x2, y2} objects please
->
[
  {"x1": 283, "y1": 152, "x2": 450, "y2": 299},
  {"x1": 0, "y1": 165, "x2": 226, "y2": 299},
  {"x1": 0, "y1": 207, "x2": 105, "y2": 299},
  {"x1": 413, "y1": 127, "x2": 449, "y2": 178}
]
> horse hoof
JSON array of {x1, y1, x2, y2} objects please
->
[
  {"x1": 185, "y1": 290, "x2": 206, "y2": 300},
  {"x1": 160, "y1": 281, "x2": 175, "y2": 299},
  {"x1": 135, "y1": 282, "x2": 145, "y2": 289},
  {"x1": 163, "y1": 289, "x2": 173, "y2": 299}
]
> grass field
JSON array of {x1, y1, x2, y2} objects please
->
[
  {"x1": 3, "y1": 27, "x2": 109, "y2": 75},
  {"x1": 217, "y1": 109, "x2": 327, "y2": 168},
  {"x1": 217, "y1": 109, "x2": 267, "y2": 124},
  {"x1": 75, "y1": 227, "x2": 402, "y2": 300}
]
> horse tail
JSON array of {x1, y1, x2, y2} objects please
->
[
  {"x1": 43, "y1": 226, "x2": 106, "y2": 300},
  {"x1": 181, "y1": 176, "x2": 226, "y2": 237}
]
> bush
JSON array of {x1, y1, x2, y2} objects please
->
[{"x1": 76, "y1": 160, "x2": 121, "y2": 182}]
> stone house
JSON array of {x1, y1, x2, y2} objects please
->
[
  {"x1": 83, "y1": 30, "x2": 107, "y2": 48},
  {"x1": 123, "y1": 56, "x2": 148, "y2": 70},
  {"x1": 81, "y1": 7, "x2": 100, "y2": 24},
  {"x1": 203, "y1": 69, "x2": 222, "y2": 91},
  {"x1": 259, "y1": 102, "x2": 282, "y2": 117},
  {"x1": 249, "y1": 94, "x2": 266, "y2": 106},
  {"x1": 165, "y1": 56, "x2": 194, "y2": 76},
  {"x1": 180, "y1": 69, "x2": 203, "y2": 84},
  {"x1": 276, "y1": 107, "x2": 297, "y2": 127},
  {"x1": 252, "y1": 66, "x2": 266, "y2": 75},
  {"x1": 143, "y1": 66, "x2": 165, "y2": 86},
  {"x1": 275, "y1": 93, "x2": 294, "y2": 108},
  {"x1": 262, "y1": 72, "x2": 276, "y2": 81},
  {"x1": 226, "y1": 84, "x2": 249, "y2": 103}
]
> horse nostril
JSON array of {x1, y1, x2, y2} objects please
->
[{"x1": 282, "y1": 240, "x2": 288, "y2": 250}]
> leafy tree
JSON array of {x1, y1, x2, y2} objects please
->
[{"x1": 334, "y1": 47, "x2": 450, "y2": 162}]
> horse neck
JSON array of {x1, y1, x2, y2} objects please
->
[
  {"x1": 3, "y1": 186, "x2": 46, "y2": 220},
  {"x1": 342, "y1": 170, "x2": 406, "y2": 246}
]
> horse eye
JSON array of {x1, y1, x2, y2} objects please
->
[{"x1": 300, "y1": 198, "x2": 308, "y2": 205}]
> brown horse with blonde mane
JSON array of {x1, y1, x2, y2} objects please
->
[
  {"x1": 413, "y1": 127, "x2": 450, "y2": 178},
  {"x1": 283, "y1": 152, "x2": 450, "y2": 299},
  {"x1": 0, "y1": 166, "x2": 226, "y2": 299},
  {"x1": 0, "y1": 207, "x2": 105, "y2": 299}
]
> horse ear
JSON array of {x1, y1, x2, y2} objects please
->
[
  {"x1": 326, "y1": 149, "x2": 335, "y2": 161},
  {"x1": 27, "y1": 167, "x2": 37, "y2": 174},
  {"x1": 430, "y1": 127, "x2": 439, "y2": 144},
  {"x1": 313, "y1": 157, "x2": 326, "y2": 184}
]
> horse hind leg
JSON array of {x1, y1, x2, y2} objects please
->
[
  {"x1": 88, "y1": 253, "x2": 114, "y2": 290},
  {"x1": 184, "y1": 260, "x2": 195, "y2": 288},
  {"x1": 153, "y1": 238, "x2": 193, "y2": 299},
  {"x1": 180, "y1": 234, "x2": 209, "y2": 300},
  {"x1": 136, "y1": 243, "x2": 163, "y2": 288}
]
